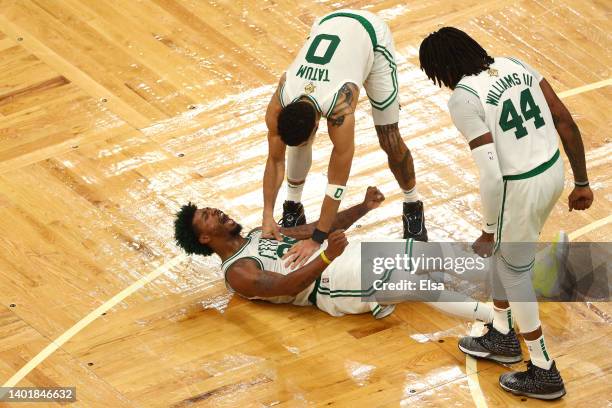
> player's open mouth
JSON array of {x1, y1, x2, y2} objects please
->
[{"x1": 220, "y1": 212, "x2": 234, "y2": 225}]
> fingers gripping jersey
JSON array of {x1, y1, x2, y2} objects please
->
[
  {"x1": 453, "y1": 58, "x2": 559, "y2": 177},
  {"x1": 280, "y1": 10, "x2": 381, "y2": 117}
]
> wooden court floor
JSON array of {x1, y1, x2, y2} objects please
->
[{"x1": 0, "y1": 0, "x2": 610, "y2": 406}]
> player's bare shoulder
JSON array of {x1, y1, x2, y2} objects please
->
[{"x1": 327, "y1": 82, "x2": 360, "y2": 127}]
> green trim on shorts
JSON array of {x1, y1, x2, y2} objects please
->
[
  {"x1": 308, "y1": 277, "x2": 321, "y2": 307},
  {"x1": 319, "y1": 12, "x2": 377, "y2": 49},
  {"x1": 369, "y1": 45, "x2": 398, "y2": 110},
  {"x1": 494, "y1": 180, "x2": 508, "y2": 253},
  {"x1": 455, "y1": 84, "x2": 479, "y2": 98},
  {"x1": 318, "y1": 12, "x2": 397, "y2": 111},
  {"x1": 503, "y1": 149, "x2": 560, "y2": 180},
  {"x1": 501, "y1": 255, "x2": 535, "y2": 272},
  {"x1": 316, "y1": 267, "x2": 394, "y2": 297}
]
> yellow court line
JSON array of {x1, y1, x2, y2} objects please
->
[
  {"x1": 465, "y1": 78, "x2": 610, "y2": 408},
  {"x1": 1, "y1": 254, "x2": 186, "y2": 390}
]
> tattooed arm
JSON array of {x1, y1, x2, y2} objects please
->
[
  {"x1": 375, "y1": 123, "x2": 416, "y2": 191},
  {"x1": 540, "y1": 79, "x2": 593, "y2": 211},
  {"x1": 280, "y1": 186, "x2": 385, "y2": 240},
  {"x1": 225, "y1": 231, "x2": 349, "y2": 298}
]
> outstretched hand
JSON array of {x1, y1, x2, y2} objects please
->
[{"x1": 363, "y1": 186, "x2": 385, "y2": 210}]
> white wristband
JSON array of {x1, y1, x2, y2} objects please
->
[{"x1": 326, "y1": 184, "x2": 347, "y2": 200}]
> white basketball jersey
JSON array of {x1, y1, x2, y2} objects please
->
[
  {"x1": 457, "y1": 57, "x2": 559, "y2": 176},
  {"x1": 220, "y1": 229, "x2": 326, "y2": 306},
  {"x1": 280, "y1": 10, "x2": 377, "y2": 117}
]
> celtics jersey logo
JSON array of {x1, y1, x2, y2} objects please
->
[{"x1": 258, "y1": 235, "x2": 298, "y2": 260}]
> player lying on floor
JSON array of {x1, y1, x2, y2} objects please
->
[
  {"x1": 175, "y1": 187, "x2": 493, "y2": 321},
  {"x1": 174, "y1": 187, "x2": 563, "y2": 322}
]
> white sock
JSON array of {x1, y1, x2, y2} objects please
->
[
  {"x1": 492, "y1": 305, "x2": 513, "y2": 334},
  {"x1": 526, "y1": 334, "x2": 553, "y2": 370},
  {"x1": 287, "y1": 181, "x2": 304, "y2": 202},
  {"x1": 403, "y1": 186, "x2": 419, "y2": 203},
  {"x1": 474, "y1": 302, "x2": 494, "y2": 323}
]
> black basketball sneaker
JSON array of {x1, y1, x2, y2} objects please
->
[
  {"x1": 499, "y1": 360, "x2": 566, "y2": 400},
  {"x1": 458, "y1": 323, "x2": 523, "y2": 364},
  {"x1": 403, "y1": 201, "x2": 428, "y2": 241},
  {"x1": 279, "y1": 200, "x2": 306, "y2": 228}
]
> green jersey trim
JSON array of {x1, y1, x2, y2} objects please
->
[
  {"x1": 240, "y1": 256, "x2": 264, "y2": 270},
  {"x1": 326, "y1": 90, "x2": 340, "y2": 117},
  {"x1": 278, "y1": 83, "x2": 286, "y2": 108},
  {"x1": 221, "y1": 237, "x2": 252, "y2": 269},
  {"x1": 319, "y1": 12, "x2": 377, "y2": 49},
  {"x1": 507, "y1": 57, "x2": 526, "y2": 69},
  {"x1": 503, "y1": 149, "x2": 560, "y2": 181},
  {"x1": 455, "y1": 84, "x2": 479, "y2": 98},
  {"x1": 292, "y1": 94, "x2": 322, "y2": 114}
]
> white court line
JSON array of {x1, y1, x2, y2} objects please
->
[
  {"x1": 558, "y1": 78, "x2": 611, "y2": 98},
  {"x1": 568, "y1": 214, "x2": 612, "y2": 241},
  {"x1": 465, "y1": 79, "x2": 610, "y2": 408},
  {"x1": 465, "y1": 322, "x2": 488, "y2": 408},
  {"x1": 1, "y1": 254, "x2": 186, "y2": 389}
]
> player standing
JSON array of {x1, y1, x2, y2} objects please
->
[
  {"x1": 419, "y1": 27, "x2": 593, "y2": 400},
  {"x1": 262, "y1": 10, "x2": 427, "y2": 268}
]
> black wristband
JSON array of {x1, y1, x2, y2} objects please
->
[
  {"x1": 312, "y1": 228, "x2": 328, "y2": 244},
  {"x1": 574, "y1": 180, "x2": 589, "y2": 187}
]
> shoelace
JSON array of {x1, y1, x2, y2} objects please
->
[
  {"x1": 406, "y1": 212, "x2": 423, "y2": 232},
  {"x1": 278, "y1": 212, "x2": 300, "y2": 226}
]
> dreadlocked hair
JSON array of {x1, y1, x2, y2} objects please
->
[
  {"x1": 174, "y1": 202, "x2": 213, "y2": 256},
  {"x1": 419, "y1": 27, "x2": 494, "y2": 89}
]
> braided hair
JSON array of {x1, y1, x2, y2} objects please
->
[{"x1": 419, "y1": 27, "x2": 494, "y2": 89}]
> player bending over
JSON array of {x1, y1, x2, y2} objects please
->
[
  {"x1": 419, "y1": 27, "x2": 593, "y2": 400},
  {"x1": 263, "y1": 10, "x2": 427, "y2": 270}
]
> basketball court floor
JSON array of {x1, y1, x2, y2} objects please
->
[{"x1": 0, "y1": 0, "x2": 610, "y2": 406}]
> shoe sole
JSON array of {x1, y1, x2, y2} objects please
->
[
  {"x1": 458, "y1": 344, "x2": 523, "y2": 364},
  {"x1": 499, "y1": 381, "x2": 566, "y2": 400}
]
